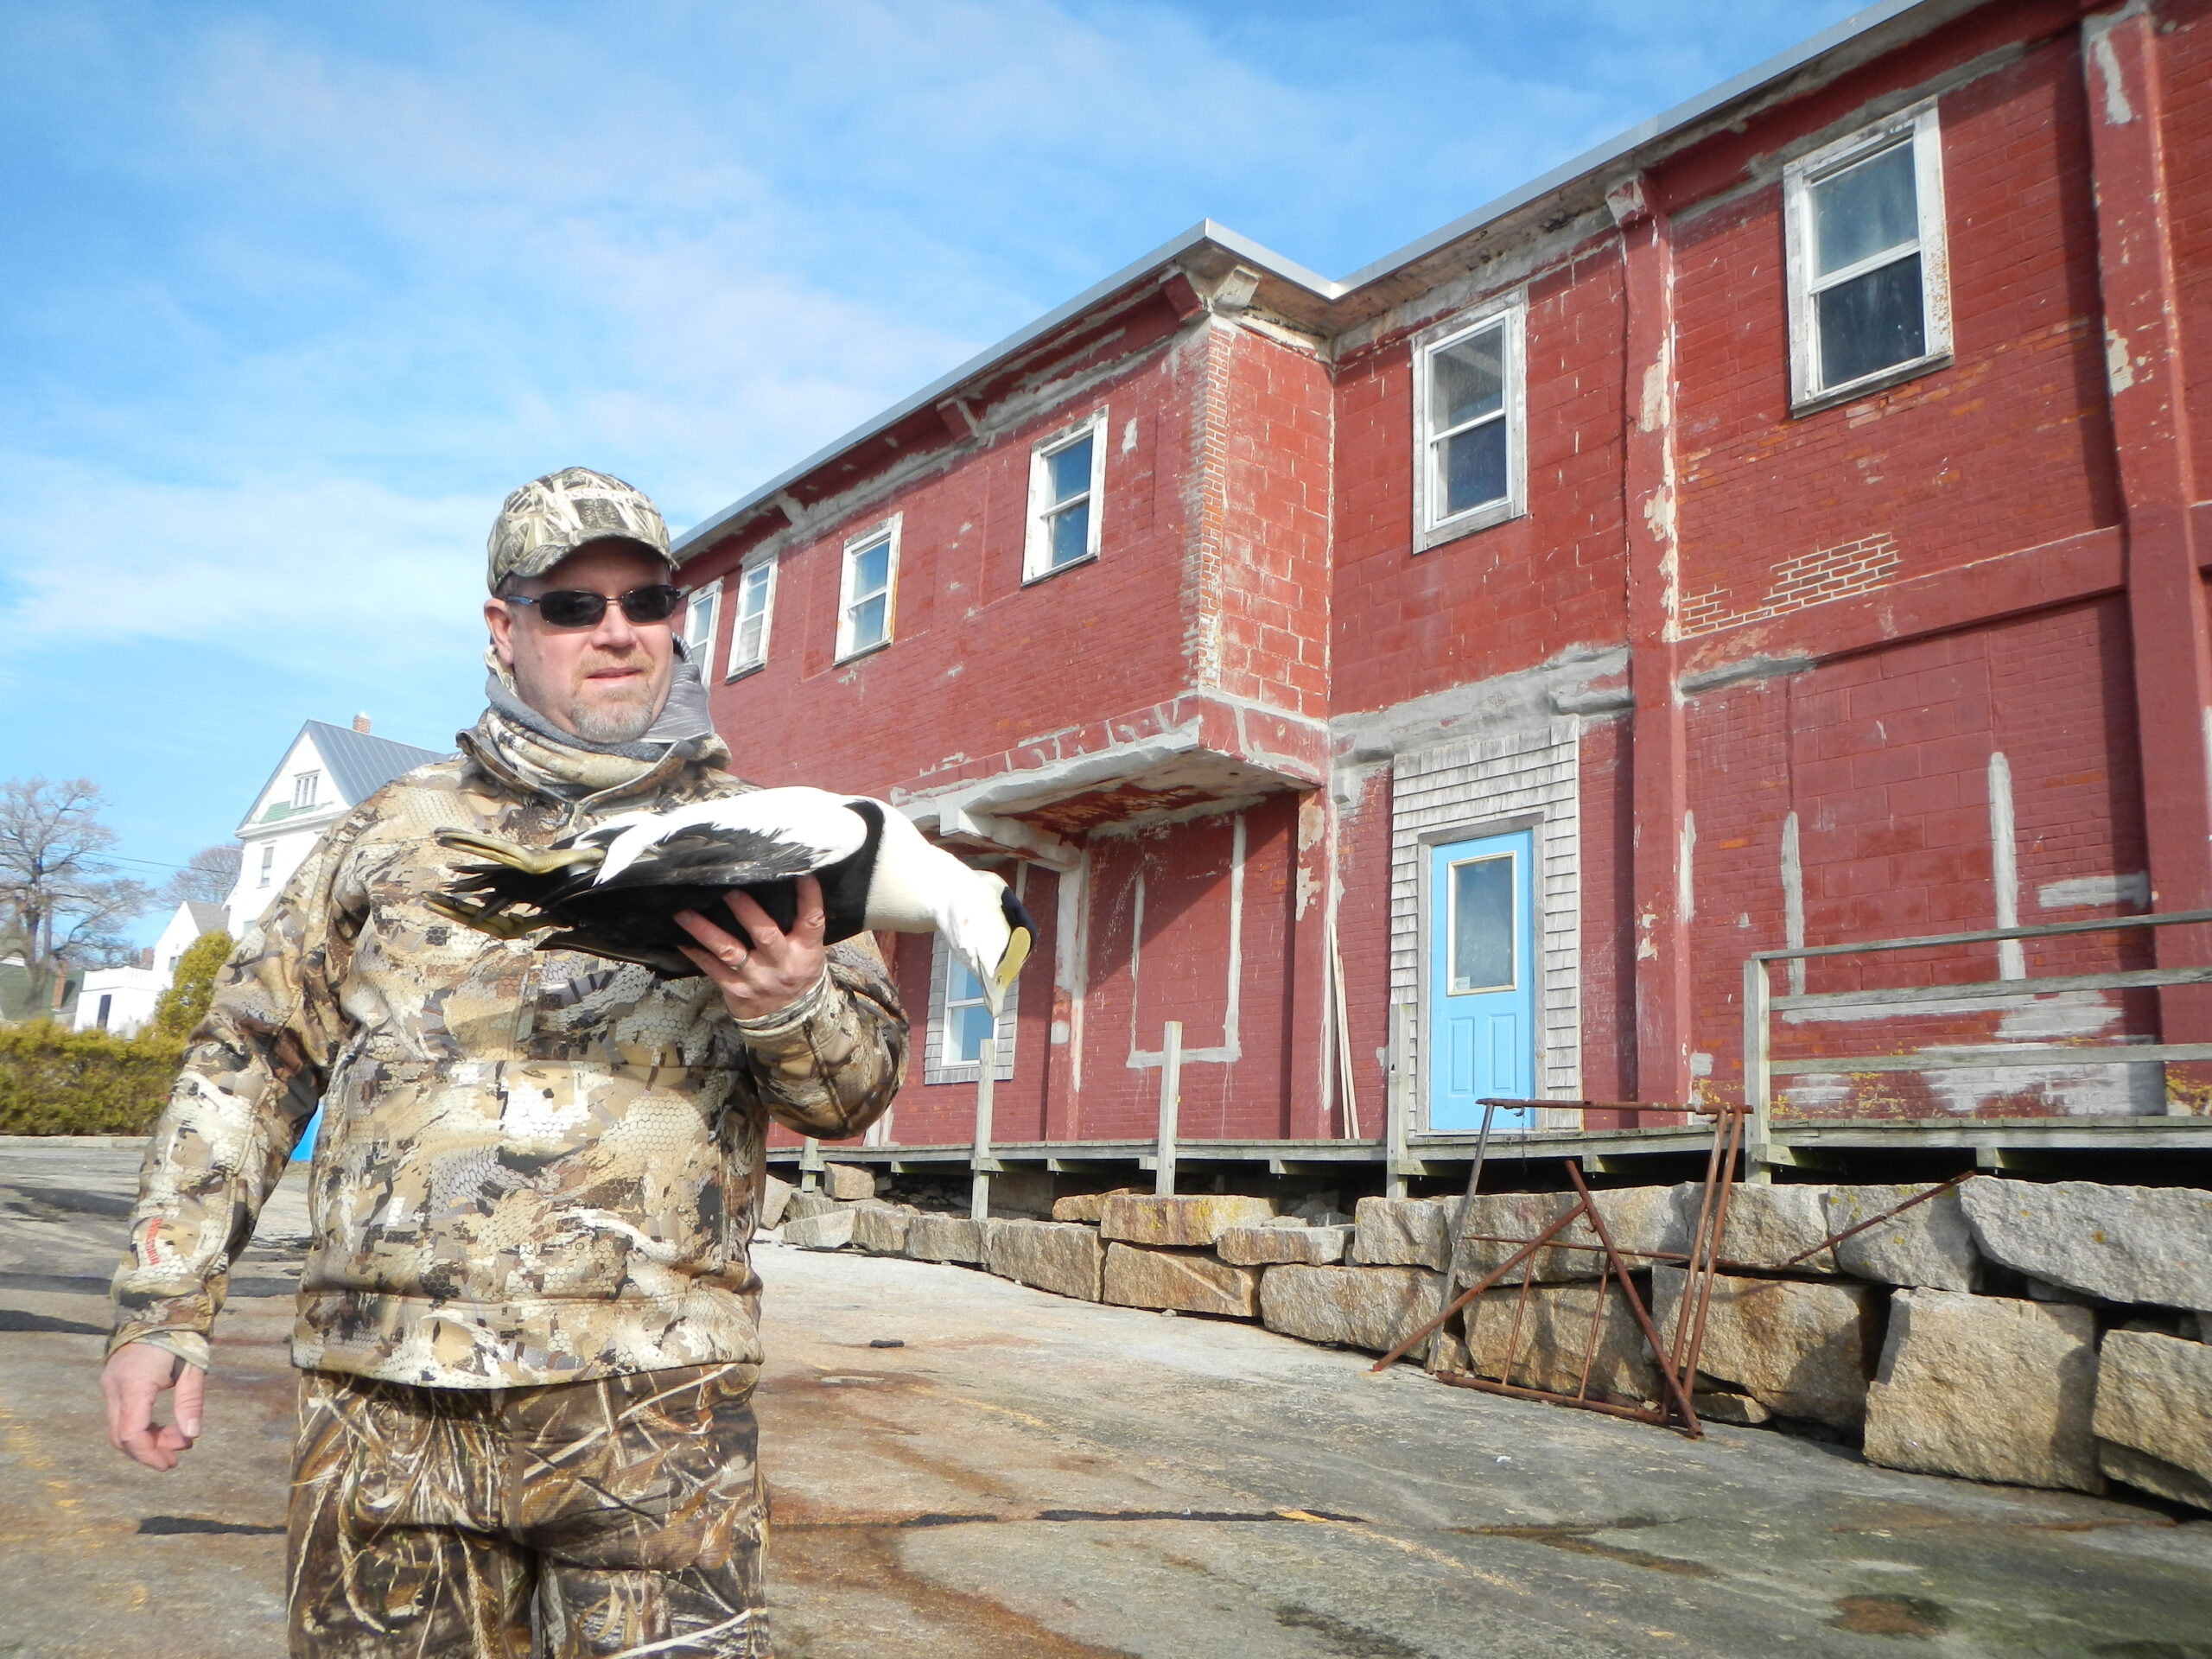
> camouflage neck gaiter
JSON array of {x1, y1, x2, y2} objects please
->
[{"x1": 472, "y1": 646, "x2": 730, "y2": 803}]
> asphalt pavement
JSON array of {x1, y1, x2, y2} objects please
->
[{"x1": 3, "y1": 1138, "x2": 2209, "y2": 1658}]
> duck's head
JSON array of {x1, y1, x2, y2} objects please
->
[{"x1": 944, "y1": 869, "x2": 1035, "y2": 1016}]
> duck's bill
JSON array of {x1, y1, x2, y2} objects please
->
[{"x1": 994, "y1": 927, "x2": 1033, "y2": 999}]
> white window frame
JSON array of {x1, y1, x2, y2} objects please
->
[
  {"x1": 724, "y1": 556, "x2": 776, "y2": 679},
  {"x1": 923, "y1": 930, "x2": 1018, "y2": 1084},
  {"x1": 292, "y1": 772, "x2": 320, "y2": 810},
  {"x1": 1784, "y1": 100, "x2": 1951, "y2": 413},
  {"x1": 257, "y1": 842, "x2": 276, "y2": 887},
  {"x1": 836, "y1": 516, "x2": 899, "y2": 662},
  {"x1": 680, "y1": 577, "x2": 721, "y2": 682},
  {"x1": 1412, "y1": 297, "x2": 1527, "y2": 550},
  {"x1": 1445, "y1": 849, "x2": 1522, "y2": 996},
  {"x1": 1022, "y1": 408, "x2": 1108, "y2": 582}
]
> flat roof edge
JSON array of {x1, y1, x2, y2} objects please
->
[
  {"x1": 1336, "y1": 0, "x2": 1943, "y2": 289},
  {"x1": 675, "y1": 0, "x2": 1961, "y2": 561},
  {"x1": 671, "y1": 219, "x2": 1332, "y2": 557}
]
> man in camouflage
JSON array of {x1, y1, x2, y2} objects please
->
[{"x1": 99, "y1": 467, "x2": 906, "y2": 1657}]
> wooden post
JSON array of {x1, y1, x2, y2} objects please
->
[
  {"x1": 1332, "y1": 934, "x2": 1360, "y2": 1139},
  {"x1": 1741, "y1": 957, "x2": 1772, "y2": 1185},
  {"x1": 1154, "y1": 1021, "x2": 1182, "y2": 1198},
  {"x1": 799, "y1": 1136, "x2": 823, "y2": 1193},
  {"x1": 969, "y1": 1033, "x2": 997, "y2": 1221},
  {"x1": 1385, "y1": 1001, "x2": 1411, "y2": 1199}
]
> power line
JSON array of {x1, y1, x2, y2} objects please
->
[{"x1": 86, "y1": 853, "x2": 207, "y2": 874}]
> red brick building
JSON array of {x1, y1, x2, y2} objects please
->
[{"x1": 671, "y1": 0, "x2": 2212, "y2": 1188}]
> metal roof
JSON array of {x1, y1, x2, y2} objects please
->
[
  {"x1": 303, "y1": 721, "x2": 446, "y2": 808},
  {"x1": 238, "y1": 721, "x2": 446, "y2": 836},
  {"x1": 672, "y1": 0, "x2": 1951, "y2": 563}
]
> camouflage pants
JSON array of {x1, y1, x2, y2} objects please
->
[{"x1": 287, "y1": 1362, "x2": 769, "y2": 1658}]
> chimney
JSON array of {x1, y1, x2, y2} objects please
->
[{"x1": 353, "y1": 713, "x2": 372, "y2": 734}]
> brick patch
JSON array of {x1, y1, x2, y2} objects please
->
[{"x1": 1680, "y1": 535, "x2": 1902, "y2": 638}]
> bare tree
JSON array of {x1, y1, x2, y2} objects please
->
[
  {"x1": 0, "y1": 778, "x2": 154, "y2": 1012},
  {"x1": 161, "y1": 844, "x2": 244, "y2": 908}
]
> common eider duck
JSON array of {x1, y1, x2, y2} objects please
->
[{"x1": 428, "y1": 786, "x2": 1033, "y2": 1011}]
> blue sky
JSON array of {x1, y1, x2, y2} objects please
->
[{"x1": 1, "y1": 0, "x2": 1865, "y2": 935}]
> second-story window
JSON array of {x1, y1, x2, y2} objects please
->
[
  {"x1": 257, "y1": 843, "x2": 276, "y2": 887},
  {"x1": 727, "y1": 558, "x2": 774, "y2": 677},
  {"x1": 1785, "y1": 102, "x2": 1950, "y2": 408},
  {"x1": 292, "y1": 772, "x2": 320, "y2": 810},
  {"x1": 1414, "y1": 301, "x2": 1525, "y2": 548},
  {"x1": 681, "y1": 578, "x2": 721, "y2": 680},
  {"x1": 837, "y1": 518, "x2": 898, "y2": 660},
  {"x1": 1024, "y1": 410, "x2": 1106, "y2": 582}
]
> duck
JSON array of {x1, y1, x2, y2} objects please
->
[{"x1": 426, "y1": 786, "x2": 1034, "y2": 1013}]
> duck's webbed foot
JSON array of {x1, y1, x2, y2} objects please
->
[
  {"x1": 434, "y1": 829, "x2": 605, "y2": 877},
  {"x1": 423, "y1": 893, "x2": 552, "y2": 941}
]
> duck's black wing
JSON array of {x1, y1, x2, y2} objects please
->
[{"x1": 435, "y1": 793, "x2": 887, "y2": 977}]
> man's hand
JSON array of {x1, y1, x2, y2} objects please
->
[
  {"x1": 101, "y1": 1342, "x2": 205, "y2": 1471},
  {"x1": 676, "y1": 874, "x2": 830, "y2": 1021}
]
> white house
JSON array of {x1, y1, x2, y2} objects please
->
[
  {"x1": 67, "y1": 715, "x2": 441, "y2": 1038},
  {"x1": 156, "y1": 900, "x2": 231, "y2": 980},
  {"x1": 71, "y1": 899, "x2": 229, "y2": 1037},
  {"x1": 221, "y1": 715, "x2": 443, "y2": 931}
]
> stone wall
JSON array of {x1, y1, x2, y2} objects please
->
[{"x1": 761, "y1": 1172, "x2": 2212, "y2": 1512}]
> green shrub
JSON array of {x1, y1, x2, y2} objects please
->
[
  {"x1": 0, "y1": 1020, "x2": 181, "y2": 1136},
  {"x1": 0, "y1": 932, "x2": 235, "y2": 1135},
  {"x1": 150, "y1": 931, "x2": 230, "y2": 1043}
]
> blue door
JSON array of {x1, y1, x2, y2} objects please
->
[{"x1": 1427, "y1": 829, "x2": 1535, "y2": 1131}]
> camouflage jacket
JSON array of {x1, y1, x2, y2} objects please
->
[{"x1": 110, "y1": 712, "x2": 906, "y2": 1388}]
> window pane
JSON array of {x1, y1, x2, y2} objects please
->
[
  {"x1": 734, "y1": 613, "x2": 764, "y2": 666},
  {"x1": 1816, "y1": 253, "x2": 1926, "y2": 388},
  {"x1": 739, "y1": 565, "x2": 768, "y2": 617},
  {"x1": 1048, "y1": 501, "x2": 1090, "y2": 568},
  {"x1": 1450, "y1": 855, "x2": 1516, "y2": 994},
  {"x1": 1441, "y1": 418, "x2": 1509, "y2": 518},
  {"x1": 950, "y1": 1003, "x2": 995, "y2": 1065},
  {"x1": 851, "y1": 541, "x2": 889, "y2": 596},
  {"x1": 1047, "y1": 436, "x2": 1092, "y2": 506},
  {"x1": 1433, "y1": 327, "x2": 1504, "y2": 431},
  {"x1": 1812, "y1": 142, "x2": 1917, "y2": 276},
  {"x1": 848, "y1": 594, "x2": 887, "y2": 650}
]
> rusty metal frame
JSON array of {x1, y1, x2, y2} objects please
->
[
  {"x1": 1367, "y1": 1096, "x2": 1745, "y2": 1439},
  {"x1": 1370, "y1": 1105, "x2": 1999, "y2": 1440}
]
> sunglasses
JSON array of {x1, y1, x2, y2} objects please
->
[{"x1": 505, "y1": 585, "x2": 686, "y2": 628}]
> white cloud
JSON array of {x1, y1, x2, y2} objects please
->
[
  {"x1": 0, "y1": 456, "x2": 486, "y2": 676},
  {"x1": 0, "y1": 0, "x2": 1865, "y2": 679}
]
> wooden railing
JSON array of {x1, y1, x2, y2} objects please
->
[{"x1": 1742, "y1": 907, "x2": 2212, "y2": 1173}]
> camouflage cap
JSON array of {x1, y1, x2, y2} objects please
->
[{"x1": 486, "y1": 467, "x2": 671, "y2": 592}]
